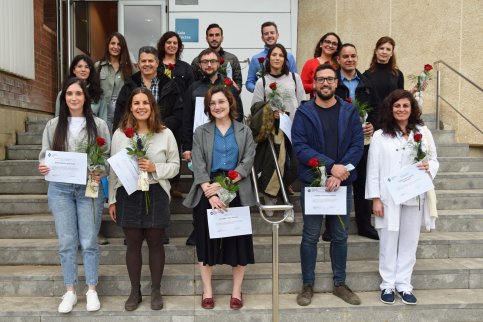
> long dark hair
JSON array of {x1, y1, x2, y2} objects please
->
[
  {"x1": 265, "y1": 43, "x2": 289, "y2": 75},
  {"x1": 52, "y1": 77, "x2": 98, "y2": 151},
  {"x1": 379, "y1": 89, "x2": 424, "y2": 137},
  {"x1": 68, "y1": 55, "x2": 102, "y2": 103},
  {"x1": 119, "y1": 87, "x2": 164, "y2": 133},
  {"x1": 313, "y1": 32, "x2": 342, "y2": 60},
  {"x1": 157, "y1": 31, "x2": 184, "y2": 61},
  {"x1": 368, "y1": 36, "x2": 399, "y2": 75},
  {"x1": 204, "y1": 86, "x2": 238, "y2": 122},
  {"x1": 97, "y1": 32, "x2": 134, "y2": 81}
]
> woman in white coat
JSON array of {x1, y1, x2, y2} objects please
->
[{"x1": 366, "y1": 89, "x2": 438, "y2": 305}]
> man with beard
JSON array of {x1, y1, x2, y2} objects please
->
[
  {"x1": 245, "y1": 21, "x2": 297, "y2": 92},
  {"x1": 334, "y1": 44, "x2": 378, "y2": 240},
  {"x1": 291, "y1": 64, "x2": 363, "y2": 306},
  {"x1": 191, "y1": 23, "x2": 242, "y2": 92},
  {"x1": 181, "y1": 48, "x2": 242, "y2": 246}
]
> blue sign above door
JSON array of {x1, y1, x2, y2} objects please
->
[{"x1": 175, "y1": 18, "x2": 199, "y2": 43}]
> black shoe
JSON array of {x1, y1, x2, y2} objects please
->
[
  {"x1": 186, "y1": 230, "x2": 196, "y2": 246},
  {"x1": 124, "y1": 238, "x2": 127, "y2": 246},
  {"x1": 322, "y1": 229, "x2": 331, "y2": 242},
  {"x1": 358, "y1": 225, "x2": 379, "y2": 240},
  {"x1": 162, "y1": 236, "x2": 170, "y2": 245}
]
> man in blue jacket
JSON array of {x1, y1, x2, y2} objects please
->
[{"x1": 292, "y1": 64, "x2": 363, "y2": 306}]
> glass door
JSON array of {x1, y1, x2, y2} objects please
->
[{"x1": 118, "y1": 1, "x2": 167, "y2": 63}]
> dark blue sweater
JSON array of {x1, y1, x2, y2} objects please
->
[{"x1": 291, "y1": 96, "x2": 364, "y2": 185}]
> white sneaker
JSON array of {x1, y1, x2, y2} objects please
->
[
  {"x1": 58, "y1": 291, "x2": 77, "y2": 313},
  {"x1": 86, "y1": 290, "x2": 101, "y2": 312},
  {"x1": 264, "y1": 196, "x2": 278, "y2": 217},
  {"x1": 284, "y1": 209, "x2": 295, "y2": 223}
]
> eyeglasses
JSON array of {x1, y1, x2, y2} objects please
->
[
  {"x1": 209, "y1": 99, "x2": 228, "y2": 107},
  {"x1": 200, "y1": 59, "x2": 219, "y2": 65},
  {"x1": 315, "y1": 77, "x2": 337, "y2": 84},
  {"x1": 323, "y1": 39, "x2": 339, "y2": 47}
]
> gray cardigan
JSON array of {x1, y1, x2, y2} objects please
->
[{"x1": 183, "y1": 120, "x2": 256, "y2": 208}]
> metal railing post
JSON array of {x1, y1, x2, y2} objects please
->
[
  {"x1": 436, "y1": 65, "x2": 441, "y2": 130},
  {"x1": 249, "y1": 135, "x2": 293, "y2": 322}
]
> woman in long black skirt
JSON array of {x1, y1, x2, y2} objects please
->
[{"x1": 183, "y1": 86, "x2": 256, "y2": 310}]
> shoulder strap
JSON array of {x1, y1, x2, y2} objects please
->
[{"x1": 291, "y1": 72, "x2": 297, "y2": 94}]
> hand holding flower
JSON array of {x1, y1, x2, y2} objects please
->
[
  {"x1": 138, "y1": 158, "x2": 155, "y2": 172},
  {"x1": 363, "y1": 122, "x2": 374, "y2": 136}
]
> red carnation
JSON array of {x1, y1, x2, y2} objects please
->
[
  {"x1": 167, "y1": 63, "x2": 175, "y2": 70},
  {"x1": 414, "y1": 132, "x2": 423, "y2": 142},
  {"x1": 96, "y1": 137, "x2": 106, "y2": 146},
  {"x1": 345, "y1": 97, "x2": 352, "y2": 103},
  {"x1": 227, "y1": 170, "x2": 238, "y2": 181},
  {"x1": 424, "y1": 64, "x2": 433, "y2": 71},
  {"x1": 224, "y1": 78, "x2": 234, "y2": 86},
  {"x1": 308, "y1": 158, "x2": 319, "y2": 168},
  {"x1": 124, "y1": 127, "x2": 135, "y2": 138},
  {"x1": 269, "y1": 82, "x2": 277, "y2": 90},
  {"x1": 257, "y1": 57, "x2": 265, "y2": 64},
  {"x1": 219, "y1": 57, "x2": 225, "y2": 65}
]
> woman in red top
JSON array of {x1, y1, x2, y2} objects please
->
[{"x1": 300, "y1": 32, "x2": 341, "y2": 96}]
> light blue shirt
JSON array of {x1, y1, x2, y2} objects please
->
[
  {"x1": 246, "y1": 46, "x2": 297, "y2": 93},
  {"x1": 340, "y1": 72, "x2": 360, "y2": 101},
  {"x1": 211, "y1": 124, "x2": 239, "y2": 173}
]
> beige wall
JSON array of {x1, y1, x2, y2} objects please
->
[
  {"x1": 298, "y1": 0, "x2": 483, "y2": 145},
  {"x1": 0, "y1": 105, "x2": 49, "y2": 160}
]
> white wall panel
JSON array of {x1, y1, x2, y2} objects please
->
[
  {"x1": 169, "y1": 0, "x2": 292, "y2": 12},
  {"x1": 0, "y1": 0, "x2": 35, "y2": 79}
]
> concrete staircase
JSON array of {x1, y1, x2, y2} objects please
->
[{"x1": 0, "y1": 114, "x2": 483, "y2": 321}]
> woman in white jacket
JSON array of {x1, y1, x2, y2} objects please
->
[{"x1": 366, "y1": 89, "x2": 438, "y2": 305}]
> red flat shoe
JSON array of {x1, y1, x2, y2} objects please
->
[
  {"x1": 201, "y1": 295, "x2": 214, "y2": 309},
  {"x1": 230, "y1": 294, "x2": 243, "y2": 310}
]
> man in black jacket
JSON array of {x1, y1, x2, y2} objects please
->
[{"x1": 334, "y1": 43, "x2": 379, "y2": 240}]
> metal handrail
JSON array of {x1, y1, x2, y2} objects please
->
[
  {"x1": 250, "y1": 135, "x2": 294, "y2": 322},
  {"x1": 434, "y1": 60, "x2": 483, "y2": 135}
]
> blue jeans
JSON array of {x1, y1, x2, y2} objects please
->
[
  {"x1": 48, "y1": 182, "x2": 104, "y2": 286},
  {"x1": 300, "y1": 184, "x2": 352, "y2": 286}
]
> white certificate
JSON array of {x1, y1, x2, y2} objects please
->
[
  {"x1": 44, "y1": 150, "x2": 87, "y2": 185},
  {"x1": 279, "y1": 113, "x2": 292, "y2": 143},
  {"x1": 385, "y1": 163, "x2": 434, "y2": 205},
  {"x1": 304, "y1": 186, "x2": 347, "y2": 215},
  {"x1": 107, "y1": 149, "x2": 139, "y2": 195},
  {"x1": 193, "y1": 96, "x2": 209, "y2": 133},
  {"x1": 207, "y1": 206, "x2": 252, "y2": 239}
]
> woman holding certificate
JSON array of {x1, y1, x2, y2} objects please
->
[
  {"x1": 366, "y1": 89, "x2": 439, "y2": 305},
  {"x1": 38, "y1": 77, "x2": 111, "y2": 313},
  {"x1": 108, "y1": 87, "x2": 180, "y2": 311},
  {"x1": 183, "y1": 86, "x2": 256, "y2": 310}
]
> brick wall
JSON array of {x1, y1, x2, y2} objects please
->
[{"x1": 0, "y1": 0, "x2": 57, "y2": 114}]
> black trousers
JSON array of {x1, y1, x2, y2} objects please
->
[{"x1": 353, "y1": 144, "x2": 372, "y2": 228}]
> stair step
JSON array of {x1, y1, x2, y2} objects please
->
[
  {"x1": 0, "y1": 160, "x2": 40, "y2": 176},
  {"x1": 431, "y1": 129, "x2": 456, "y2": 144},
  {"x1": 434, "y1": 172, "x2": 483, "y2": 189},
  {"x1": 16, "y1": 132, "x2": 42, "y2": 145},
  {"x1": 1, "y1": 232, "x2": 483, "y2": 265},
  {"x1": 435, "y1": 143, "x2": 469, "y2": 157},
  {"x1": 0, "y1": 258, "x2": 481, "y2": 296},
  {"x1": 435, "y1": 190, "x2": 483, "y2": 210},
  {"x1": 1, "y1": 289, "x2": 482, "y2": 321},
  {"x1": 439, "y1": 157, "x2": 483, "y2": 172},
  {"x1": 6, "y1": 145, "x2": 41, "y2": 160}
]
